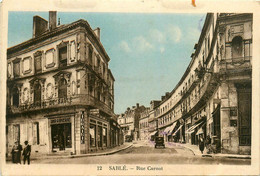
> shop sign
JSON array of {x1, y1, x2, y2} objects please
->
[
  {"x1": 90, "y1": 109, "x2": 100, "y2": 116},
  {"x1": 50, "y1": 117, "x2": 71, "y2": 124},
  {"x1": 80, "y1": 111, "x2": 85, "y2": 144}
]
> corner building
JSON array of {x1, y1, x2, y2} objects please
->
[
  {"x1": 147, "y1": 13, "x2": 252, "y2": 155},
  {"x1": 6, "y1": 12, "x2": 120, "y2": 156}
]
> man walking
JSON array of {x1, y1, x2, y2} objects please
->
[{"x1": 22, "y1": 141, "x2": 31, "y2": 165}]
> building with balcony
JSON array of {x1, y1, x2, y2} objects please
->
[
  {"x1": 117, "y1": 103, "x2": 147, "y2": 141},
  {"x1": 145, "y1": 13, "x2": 252, "y2": 155},
  {"x1": 6, "y1": 11, "x2": 120, "y2": 156}
]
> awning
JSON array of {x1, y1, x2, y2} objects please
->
[
  {"x1": 196, "y1": 123, "x2": 206, "y2": 135},
  {"x1": 149, "y1": 131, "x2": 158, "y2": 137},
  {"x1": 168, "y1": 122, "x2": 177, "y2": 134},
  {"x1": 186, "y1": 121, "x2": 204, "y2": 134},
  {"x1": 163, "y1": 122, "x2": 177, "y2": 135},
  {"x1": 196, "y1": 128, "x2": 203, "y2": 135},
  {"x1": 172, "y1": 125, "x2": 183, "y2": 136}
]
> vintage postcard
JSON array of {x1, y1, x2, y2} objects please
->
[{"x1": 0, "y1": 0, "x2": 259, "y2": 175}]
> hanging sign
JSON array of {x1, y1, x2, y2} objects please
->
[{"x1": 80, "y1": 111, "x2": 85, "y2": 144}]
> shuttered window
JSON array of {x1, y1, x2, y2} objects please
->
[{"x1": 13, "y1": 62, "x2": 20, "y2": 78}]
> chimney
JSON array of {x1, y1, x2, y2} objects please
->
[
  {"x1": 94, "y1": 27, "x2": 100, "y2": 40},
  {"x1": 136, "y1": 103, "x2": 139, "y2": 108},
  {"x1": 33, "y1": 16, "x2": 48, "y2": 38},
  {"x1": 49, "y1": 11, "x2": 57, "y2": 30}
]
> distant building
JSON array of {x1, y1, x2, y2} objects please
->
[
  {"x1": 117, "y1": 103, "x2": 147, "y2": 141},
  {"x1": 6, "y1": 11, "x2": 120, "y2": 157},
  {"x1": 139, "y1": 108, "x2": 150, "y2": 140}
]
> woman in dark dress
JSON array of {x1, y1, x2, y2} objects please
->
[{"x1": 198, "y1": 136, "x2": 205, "y2": 154}]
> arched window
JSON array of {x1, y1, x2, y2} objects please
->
[
  {"x1": 58, "y1": 78, "x2": 67, "y2": 98},
  {"x1": 232, "y1": 36, "x2": 243, "y2": 58},
  {"x1": 34, "y1": 82, "x2": 42, "y2": 104},
  {"x1": 12, "y1": 87, "x2": 19, "y2": 107}
]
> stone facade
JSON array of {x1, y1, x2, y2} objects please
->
[
  {"x1": 117, "y1": 104, "x2": 147, "y2": 141},
  {"x1": 6, "y1": 12, "x2": 120, "y2": 157}
]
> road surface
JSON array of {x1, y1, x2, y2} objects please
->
[{"x1": 29, "y1": 141, "x2": 250, "y2": 165}]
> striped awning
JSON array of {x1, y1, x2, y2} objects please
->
[
  {"x1": 163, "y1": 122, "x2": 177, "y2": 135},
  {"x1": 186, "y1": 121, "x2": 204, "y2": 134},
  {"x1": 172, "y1": 125, "x2": 183, "y2": 136}
]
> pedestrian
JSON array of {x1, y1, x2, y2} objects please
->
[
  {"x1": 22, "y1": 140, "x2": 31, "y2": 165},
  {"x1": 206, "y1": 135, "x2": 212, "y2": 154},
  {"x1": 11, "y1": 141, "x2": 18, "y2": 163},
  {"x1": 12, "y1": 141, "x2": 23, "y2": 164},
  {"x1": 198, "y1": 135, "x2": 205, "y2": 154}
]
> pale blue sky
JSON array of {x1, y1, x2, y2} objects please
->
[{"x1": 8, "y1": 12, "x2": 206, "y2": 114}]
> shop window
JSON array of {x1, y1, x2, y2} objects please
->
[
  {"x1": 33, "y1": 122, "x2": 40, "y2": 145},
  {"x1": 12, "y1": 87, "x2": 20, "y2": 107},
  {"x1": 98, "y1": 126, "x2": 102, "y2": 147},
  {"x1": 13, "y1": 124, "x2": 20, "y2": 143},
  {"x1": 58, "y1": 78, "x2": 67, "y2": 99},
  {"x1": 90, "y1": 124, "x2": 96, "y2": 147},
  {"x1": 59, "y1": 46, "x2": 68, "y2": 67},
  {"x1": 232, "y1": 36, "x2": 243, "y2": 58},
  {"x1": 13, "y1": 61, "x2": 20, "y2": 78}
]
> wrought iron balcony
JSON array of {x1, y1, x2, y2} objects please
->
[{"x1": 7, "y1": 94, "x2": 113, "y2": 116}]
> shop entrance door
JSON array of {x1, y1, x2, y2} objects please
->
[
  {"x1": 51, "y1": 123, "x2": 72, "y2": 150},
  {"x1": 213, "y1": 105, "x2": 221, "y2": 152}
]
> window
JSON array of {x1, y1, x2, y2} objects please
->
[
  {"x1": 45, "y1": 49, "x2": 55, "y2": 68},
  {"x1": 13, "y1": 61, "x2": 20, "y2": 78},
  {"x1": 58, "y1": 78, "x2": 67, "y2": 99},
  {"x1": 70, "y1": 41, "x2": 76, "y2": 62},
  {"x1": 46, "y1": 83, "x2": 53, "y2": 99},
  {"x1": 12, "y1": 87, "x2": 19, "y2": 107},
  {"x1": 88, "y1": 45, "x2": 93, "y2": 65},
  {"x1": 59, "y1": 46, "x2": 68, "y2": 67},
  {"x1": 33, "y1": 122, "x2": 40, "y2": 145},
  {"x1": 35, "y1": 55, "x2": 42, "y2": 73},
  {"x1": 23, "y1": 57, "x2": 32, "y2": 74},
  {"x1": 232, "y1": 36, "x2": 243, "y2": 58},
  {"x1": 34, "y1": 82, "x2": 41, "y2": 105},
  {"x1": 90, "y1": 124, "x2": 96, "y2": 147},
  {"x1": 23, "y1": 88, "x2": 29, "y2": 103}
]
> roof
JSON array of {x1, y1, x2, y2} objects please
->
[{"x1": 7, "y1": 19, "x2": 111, "y2": 63}]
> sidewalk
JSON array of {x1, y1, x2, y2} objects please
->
[
  {"x1": 6, "y1": 143, "x2": 133, "y2": 161},
  {"x1": 168, "y1": 142, "x2": 251, "y2": 159}
]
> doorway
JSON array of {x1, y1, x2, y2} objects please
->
[{"x1": 51, "y1": 123, "x2": 72, "y2": 151}]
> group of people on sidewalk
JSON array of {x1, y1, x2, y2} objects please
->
[{"x1": 11, "y1": 140, "x2": 31, "y2": 165}]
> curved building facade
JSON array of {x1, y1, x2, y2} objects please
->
[{"x1": 144, "y1": 13, "x2": 252, "y2": 155}]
